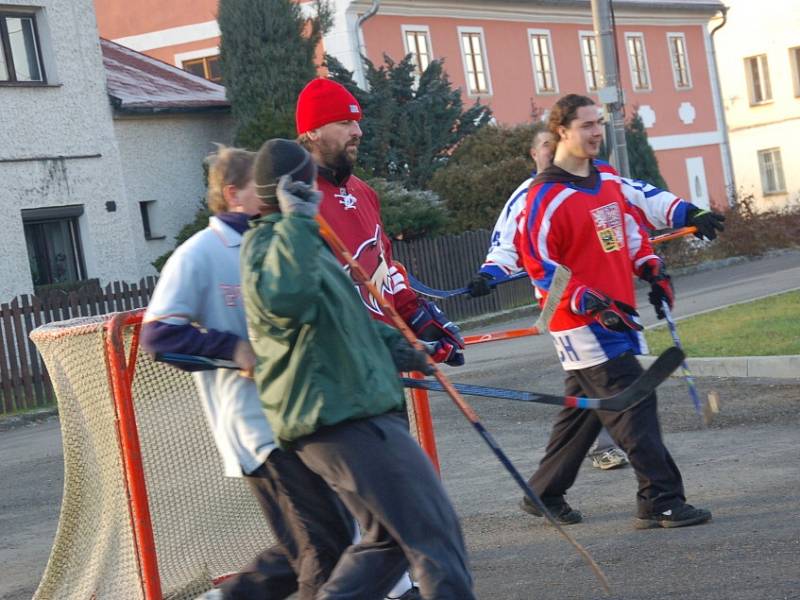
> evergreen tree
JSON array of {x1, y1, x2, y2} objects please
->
[
  {"x1": 625, "y1": 112, "x2": 667, "y2": 189},
  {"x1": 218, "y1": 0, "x2": 331, "y2": 148},
  {"x1": 326, "y1": 53, "x2": 492, "y2": 189}
]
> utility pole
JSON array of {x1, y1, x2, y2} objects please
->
[{"x1": 591, "y1": 0, "x2": 630, "y2": 177}]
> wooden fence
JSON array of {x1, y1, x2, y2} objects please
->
[
  {"x1": 0, "y1": 229, "x2": 535, "y2": 415},
  {"x1": 0, "y1": 277, "x2": 157, "y2": 415}
]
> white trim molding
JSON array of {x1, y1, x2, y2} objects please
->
[
  {"x1": 113, "y1": 20, "x2": 220, "y2": 52},
  {"x1": 624, "y1": 31, "x2": 652, "y2": 92},
  {"x1": 666, "y1": 31, "x2": 693, "y2": 90},
  {"x1": 648, "y1": 130, "x2": 723, "y2": 151}
]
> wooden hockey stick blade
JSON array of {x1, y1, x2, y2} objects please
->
[
  {"x1": 401, "y1": 346, "x2": 684, "y2": 412},
  {"x1": 533, "y1": 265, "x2": 571, "y2": 333},
  {"x1": 463, "y1": 326, "x2": 541, "y2": 345},
  {"x1": 650, "y1": 226, "x2": 698, "y2": 245}
]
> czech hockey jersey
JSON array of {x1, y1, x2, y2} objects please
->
[
  {"x1": 317, "y1": 168, "x2": 419, "y2": 324},
  {"x1": 518, "y1": 161, "x2": 660, "y2": 371},
  {"x1": 480, "y1": 169, "x2": 688, "y2": 279}
]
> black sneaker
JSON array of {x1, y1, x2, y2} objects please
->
[
  {"x1": 520, "y1": 496, "x2": 583, "y2": 524},
  {"x1": 634, "y1": 504, "x2": 712, "y2": 530}
]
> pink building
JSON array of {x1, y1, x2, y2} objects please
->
[{"x1": 93, "y1": 0, "x2": 731, "y2": 210}]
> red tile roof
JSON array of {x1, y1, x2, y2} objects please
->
[{"x1": 101, "y1": 38, "x2": 229, "y2": 113}]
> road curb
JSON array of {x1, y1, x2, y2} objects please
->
[
  {"x1": 639, "y1": 354, "x2": 800, "y2": 379},
  {"x1": 0, "y1": 407, "x2": 59, "y2": 432}
]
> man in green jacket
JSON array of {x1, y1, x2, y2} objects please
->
[{"x1": 241, "y1": 139, "x2": 475, "y2": 600}]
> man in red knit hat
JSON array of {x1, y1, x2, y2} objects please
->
[{"x1": 295, "y1": 78, "x2": 465, "y2": 369}]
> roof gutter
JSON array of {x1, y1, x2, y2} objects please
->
[
  {"x1": 707, "y1": 5, "x2": 736, "y2": 207},
  {"x1": 354, "y1": 0, "x2": 380, "y2": 88}
]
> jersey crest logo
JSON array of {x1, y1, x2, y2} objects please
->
[
  {"x1": 590, "y1": 202, "x2": 624, "y2": 253},
  {"x1": 219, "y1": 284, "x2": 241, "y2": 307},
  {"x1": 336, "y1": 188, "x2": 358, "y2": 210},
  {"x1": 346, "y1": 224, "x2": 391, "y2": 315}
]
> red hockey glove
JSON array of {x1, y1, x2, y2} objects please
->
[
  {"x1": 571, "y1": 286, "x2": 643, "y2": 333},
  {"x1": 638, "y1": 258, "x2": 674, "y2": 320},
  {"x1": 686, "y1": 205, "x2": 725, "y2": 241},
  {"x1": 408, "y1": 300, "x2": 465, "y2": 366}
]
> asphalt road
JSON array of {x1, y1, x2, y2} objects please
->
[{"x1": 1, "y1": 250, "x2": 798, "y2": 600}]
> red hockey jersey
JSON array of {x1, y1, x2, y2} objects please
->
[
  {"x1": 317, "y1": 172, "x2": 419, "y2": 324},
  {"x1": 518, "y1": 161, "x2": 660, "y2": 370}
]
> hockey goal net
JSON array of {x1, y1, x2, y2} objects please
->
[{"x1": 30, "y1": 309, "x2": 438, "y2": 599}]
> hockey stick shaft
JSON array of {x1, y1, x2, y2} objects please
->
[
  {"x1": 650, "y1": 226, "x2": 697, "y2": 245},
  {"x1": 661, "y1": 301, "x2": 704, "y2": 421},
  {"x1": 315, "y1": 214, "x2": 612, "y2": 594}
]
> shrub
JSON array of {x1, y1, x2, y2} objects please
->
[{"x1": 370, "y1": 179, "x2": 448, "y2": 240}]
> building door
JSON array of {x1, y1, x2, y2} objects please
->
[{"x1": 685, "y1": 157, "x2": 710, "y2": 210}]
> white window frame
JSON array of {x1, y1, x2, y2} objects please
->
[
  {"x1": 624, "y1": 32, "x2": 651, "y2": 92},
  {"x1": 527, "y1": 28, "x2": 559, "y2": 95},
  {"x1": 666, "y1": 32, "x2": 692, "y2": 90},
  {"x1": 457, "y1": 26, "x2": 492, "y2": 96},
  {"x1": 744, "y1": 54, "x2": 772, "y2": 105},
  {"x1": 0, "y1": 10, "x2": 47, "y2": 84},
  {"x1": 757, "y1": 148, "x2": 786, "y2": 195},
  {"x1": 174, "y1": 46, "x2": 219, "y2": 68},
  {"x1": 578, "y1": 30, "x2": 600, "y2": 93},
  {"x1": 789, "y1": 46, "x2": 800, "y2": 97},
  {"x1": 401, "y1": 25, "x2": 433, "y2": 78}
]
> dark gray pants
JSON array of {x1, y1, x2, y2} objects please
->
[
  {"x1": 528, "y1": 352, "x2": 686, "y2": 517},
  {"x1": 221, "y1": 449, "x2": 355, "y2": 600},
  {"x1": 294, "y1": 413, "x2": 475, "y2": 600}
]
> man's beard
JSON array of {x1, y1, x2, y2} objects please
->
[{"x1": 320, "y1": 141, "x2": 358, "y2": 176}]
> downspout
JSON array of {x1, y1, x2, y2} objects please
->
[
  {"x1": 354, "y1": 0, "x2": 380, "y2": 89},
  {"x1": 708, "y1": 6, "x2": 736, "y2": 207}
]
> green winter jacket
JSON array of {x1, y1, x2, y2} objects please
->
[{"x1": 240, "y1": 212, "x2": 406, "y2": 446}]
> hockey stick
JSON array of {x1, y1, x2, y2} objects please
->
[
  {"x1": 650, "y1": 226, "x2": 697, "y2": 245},
  {"x1": 407, "y1": 271, "x2": 528, "y2": 299},
  {"x1": 314, "y1": 214, "x2": 612, "y2": 595},
  {"x1": 154, "y1": 347, "x2": 682, "y2": 413},
  {"x1": 661, "y1": 301, "x2": 704, "y2": 424},
  {"x1": 401, "y1": 346, "x2": 683, "y2": 411}
]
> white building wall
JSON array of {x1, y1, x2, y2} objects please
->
[
  {"x1": 712, "y1": 0, "x2": 800, "y2": 208},
  {"x1": 0, "y1": 0, "x2": 139, "y2": 301},
  {"x1": 113, "y1": 114, "x2": 234, "y2": 276}
]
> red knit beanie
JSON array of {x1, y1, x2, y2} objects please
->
[{"x1": 295, "y1": 78, "x2": 362, "y2": 134}]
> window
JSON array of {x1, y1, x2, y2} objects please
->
[
  {"x1": 528, "y1": 30, "x2": 558, "y2": 94},
  {"x1": 667, "y1": 33, "x2": 692, "y2": 89},
  {"x1": 402, "y1": 26, "x2": 432, "y2": 78},
  {"x1": 745, "y1": 54, "x2": 772, "y2": 104},
  {"x1": 22, "y1": 206, "x2": 87, "y2": 288},
  {"x1": 757, "y1": 148, "x2": 786, "y2": 194},
  {"x1": 182, "y1": 55, "x2": 221, "y2": 83},
  {"x1": 139, "y1": 201, "x2": 165, "y2": 240},
  {"x1": 579, "y1": 32, "x2": 600, "y2": 92},
  {"x1": 625, "y1": 33, "x2": 651, "y2": 91},
  {"x1": 0, "y1": 11, "x2": 45, "y2": 83},
  {"x1": 458, "y1": 28, "x2": 491, "y2": 95},
  {"x1": 789, "y1": 46, "x2": 800, "y2": 97}
]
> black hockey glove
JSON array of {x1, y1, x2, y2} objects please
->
[
  {"x1": 572, "y1": 286, "x2": 643, "y2": 333},
  {"x1": 466, "y1": 272, "x2": 493, "y2": 298},
  {"x1": 389, "y1": 338, "x2": 435, "y2": 375},
  {"x1": 686, "y1": 205, "x2": 725, "y2": 241},
  {"x1": 638, "y1": 258, "x2": 674, "y2": 320},
  {"x1": 408, "y1": 300, "x2": 465, "y2": 366}
]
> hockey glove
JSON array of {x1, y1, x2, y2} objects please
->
[
  {"x1": 389, "y1": 338, "x2": 435, "y2": 375},
  {"x1": 572, "y1": 286, "x2": 643, "y2": 333},
  {"x1": 467, "y1": 272, "x2": 493, "y2": 298},
  {"x1": 408, "y1": 300, "x2": 465, "y2": 366},
  {"x1": 276, "y1": 175, "x2": 322, "y2": 218},
  {"x1": 639, "y1": 258, "x2": 674, "y2": 320},
  {"x1": 686, "y1": 205, "x2": 725, "y2": 241}
]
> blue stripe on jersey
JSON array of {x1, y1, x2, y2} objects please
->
[
  {"x1": 504, "y1": 187, "x2": 530, "y2": 219},
  {"x1": 671, "y1": 202, "x2": 690, "y2": 228},
  {"x1": 526, "y1": 183, "x2": 556, "y2": 289},
  {"x1": 587, "y1": 322, "x2": 644, "y2": 360}
]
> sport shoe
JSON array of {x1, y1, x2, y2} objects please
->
[
  {"x1": 520, "y1": 496, "x2": 583, "y2": 524},
  {"x1": 590, "y1": 447, "x2": 629, "y2": 470},
  {"x1": 388, "y1": 585, "x2": 422, "y2": 599},
  {"x1": 634, "y1": 504, "x2": 712, "y2": 530}
]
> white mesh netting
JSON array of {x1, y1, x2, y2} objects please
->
[{"x1": 31, "y1": 313, "x2": 274, "y2": 599}]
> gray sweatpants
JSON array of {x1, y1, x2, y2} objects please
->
[{"x1": 294, "y1": 412, "x2": 475, "y2": 600}]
